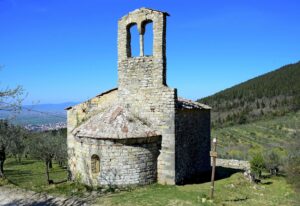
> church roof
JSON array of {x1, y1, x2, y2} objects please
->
[
  {"x1": 73, "y1": 104, "x2": 159, "y2": 139},
  {"x1": 176, "y1": 97, "x2": 211, "y2": 110}
]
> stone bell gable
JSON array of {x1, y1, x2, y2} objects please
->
[
  {"x1": 66, "y1": 8, "x2": 211, "y2": 187},
  {"x1": 118, "y1": 8, "x2": 168, "y2": 91}
]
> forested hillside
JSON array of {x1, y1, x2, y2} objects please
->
[{"x1": 198, "y1": 61, "x2": 300, "y2": 127}]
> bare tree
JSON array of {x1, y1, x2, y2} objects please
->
[
  {"x1": 0, "y1": 66, "x2": 24, "y2": 113},
  {"x1": 0, "y1": 65, "x2": 25, "y2": 178}
]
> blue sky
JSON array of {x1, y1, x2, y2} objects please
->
[{"x1": 0, "y1": 0, "x2": 299, "y2": 104}]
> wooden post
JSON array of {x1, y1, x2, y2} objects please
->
[{"x1": 210, "y1": 137, "x2": 217, "y2": 199}]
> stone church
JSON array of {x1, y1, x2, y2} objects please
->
[{"x1": 67, "y1": 8, "x2": 211, "y2": 186}]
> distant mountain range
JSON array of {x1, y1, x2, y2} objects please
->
[
  {"x1": 22, "y1": 102, "x2": 78, "y2": 113},
  {"x1": 0, "y1": 102, "x2": 78, "y2": 126},
  {"x1": 198, "y1": 61, "x2": 300, "y2": 127}
]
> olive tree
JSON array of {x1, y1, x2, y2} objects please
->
[
  {"x1": 0, "y1": 120, "x2": 11, "y2": 177},
  {"x1": 29, "y1": 130, "x2": 67, "y2": 184},
  {"x1": 284, "y1": 131, "x2": 300, "y2": 192},
  {"x1": 0, "y1": 121, "x2": 27, "y2": 177},
  {"x1": 0, "y1": 65, "x2": 25, "y2": 178},
  {"x1": 53, "y1": 130, "x2": 67, "y2": 168},
  {"x1": 9, "y1": 126, "x2": 27, "y2": 163}
]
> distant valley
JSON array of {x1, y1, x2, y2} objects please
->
[{"x1": 0, "y1": 102, "x2": 78, "y2": 130}]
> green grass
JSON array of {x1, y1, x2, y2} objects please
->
[
  {"x1": 3, "y1": 158, "x2": 97, "y2": 197},
  {"x1": 3, "y1": 158, "x2": 67, "y2": 190},
  {"x1": 2, "y1": 159, "x2": 299, "y2": 205},
  {"x1": 213, "y1": 111, "x2": 300, "y2": 159},
  {"x1": 97, "y1": 173, "x2": 297, "y2": 206}
]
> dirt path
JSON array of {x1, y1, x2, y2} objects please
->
[{"x1": 0, "y1": 186, "x2": 88, "y2": 206}]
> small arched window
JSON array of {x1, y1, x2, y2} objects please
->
[
  {"x1": 127, "y1": 23, "x2": 139, "y2": 57},
  {"x1": 142, "y1": 20, "x2": 153, "y2": 56},
  {"x1": 91, "y1": 154, "x2": 100, "y2": 174}
]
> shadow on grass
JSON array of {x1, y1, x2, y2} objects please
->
[
  {"x1": 4, "y1": 169, "x2": 32, "y2": 176},
  {"x1": 5, "y1": 168, "x2": 67, "y2": 177},
  {"x1": 3, "y1": 170, "x2": 33, "y2": 186},
  {"x1": 178, "y1": 166, "x2": 242, "y2": 185},
  {"x1": 4, "y1": 168, "x2": 67, "y2": 186},
  {"x1": 261, "y1": 181, "x2": 273, "y2": 185},
  {"x1": 54, "y1": 179, "x2": 68, "y2": 184},
  {"x1": 225, "y1": 196, "x2": 249, "y2": 202},
  {"x1": 275, "y1": 173, "x2": 286, "y2": 177},
  {"x1": 5, "y1": 159, "x2": 36, "y2": 166}
]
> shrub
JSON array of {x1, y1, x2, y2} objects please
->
[
  {"x1": 264, "y1": 150, "x2": 281, "y2": 175},
  {"x1": 250, "y1": 153, "x2": 265, "y2": 179},
  {"x1": 284, "y1": 131, "x2": 300, "y2": 192}
]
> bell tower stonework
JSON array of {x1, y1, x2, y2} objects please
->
[
  {"x1": 117, "y1": 8, "x2": 177, "y2": 184},
  {"x1": 118, "y1": 7, "x2": 167, "y2": 91}
]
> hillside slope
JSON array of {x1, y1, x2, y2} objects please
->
[
  {"x1": 213, "y1": 111, "x2": 300, "y2": 160},
  {"x1": 198, "y1": 61, "x2": 300, "y2": 127}
]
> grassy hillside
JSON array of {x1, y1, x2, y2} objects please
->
[
  {"x1": 99, "y1": 173, "x2": 297, "y2": 206},
  {"x1": 213, "y1": 111, "x2": 300, "y2": 160},
  {"x1": 198, "y1": 61, "x2": 300, "y2": 127}
]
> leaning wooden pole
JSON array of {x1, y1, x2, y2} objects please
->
[{"x1": 210, "y1": 137, "x2": 217, "y2": 199}]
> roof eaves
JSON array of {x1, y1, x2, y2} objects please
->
[{"x1": 177, "y1": 97, "x2": 211, "y2": 110}]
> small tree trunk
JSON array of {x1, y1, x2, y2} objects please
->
[
  {"x1": 18, "y1": 155, "x2": 22, "y2": 163},
  {"x1": 0, "y1": 148, "x2": 6, "y2": 178},
  {"x1": 45, "y1": 160, "x2": 50, "y2": 184},
  {"x1": 0, "y1": 160, "x2": 5, "y2": 178},
  {"x1": 49, "y1": 159, "x2": 53, "y2": 169},
  {"x1": 58, "y1": 161, "x2": 64, "y2": 168}
]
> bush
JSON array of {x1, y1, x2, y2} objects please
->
[
  {"x1": 264, "y1": 150, "x2": 281, "y2": 175},
  {"x1": 284, "y1": 131, "x2": 300, "y2": 192},
  {"x1": 250, "y1": 153, "x2": 265, "y2": 179}
]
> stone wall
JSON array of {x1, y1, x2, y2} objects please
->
[
  {"x1": 67, "y1": 90, "x2": 118, "y2": 178},
  {"x1": 215, "y1": 158, "x2": 250, "y2": 170},
  {"x1": 117, "y1": 8, "x2": 176, "y2": 185},
  {"x1": 117, "y1": 84, "x2": 176, "y2": 185},
  {"x1": 71, "y1": 136, "x2": 161, "y2": 186},
  {"x1": 175, "y1": 109, "x2": 211, "y2": 184}
]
